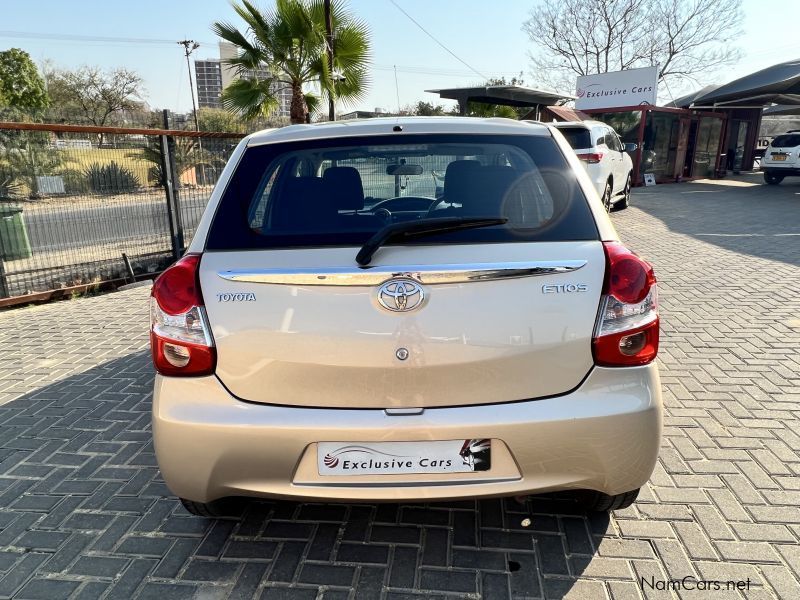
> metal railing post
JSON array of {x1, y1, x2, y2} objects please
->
[
  {"x1": 0, "y1": 258, "x2": 9, "y2": 299},
  {"x1": 160, "y1": 133, "x2": 181, "y2": 261},
  {"x1": 160, "y1": 110, "x2": 185, "y2": 260},
  {"x1": 168, "y1": 134, "x2": 186, "y2": 254}
]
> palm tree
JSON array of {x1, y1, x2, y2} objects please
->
[
  {"x1": 130, "y1": 138, "x2": 225, "y2": 187},
  {"x1": 212, "y1": 0, "x2": 370, "y2": 124}
]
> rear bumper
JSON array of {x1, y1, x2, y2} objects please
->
[
  {"x1": 153, "y1": 364, "x2": 662, "y2": 503},
  {"x1": 761, "y1": 166, "x2": 800, "y2": 175}
]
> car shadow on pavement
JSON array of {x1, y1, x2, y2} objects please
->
[
  {"x1": 629, "y1": 177, "x2": 800, "y2": 267},
  {"x1": 0, "y1": 350, "x2": 614, "y2": 600}
]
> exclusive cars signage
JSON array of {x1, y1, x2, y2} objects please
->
[
  {"x1": 318, "y1": 439, "x2": 491, "y2": 475},
  {"x1": 575, "y1": 66, "x2": 658, "y2": 110}
]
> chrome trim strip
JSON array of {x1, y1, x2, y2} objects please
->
[
  {"x1": 218, "y1": 260, "x2": 587, "y2": 286},
  {"x1": 384, "y1": 407, "x2": 425, "y2": 416},
  {"x1": 294, "y1": 477, "x2": 521, "y2": 488}
]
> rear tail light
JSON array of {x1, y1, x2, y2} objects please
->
[
  {"x1": 592, "y1": 242, "x2": 659, "y2": 366},
  {"x1": 576, "y1": 152, "x2": 604, "y2": 164},
  {"x1": 150, "y1": 254, "x2": 216, "y2": 376}
]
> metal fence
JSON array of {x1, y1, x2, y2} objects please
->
[{"x1": 0, "y1": 117, "x2": 245, "y2": 306}]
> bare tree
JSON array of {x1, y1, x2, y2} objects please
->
[
  {"x1": 45, "y1": 66, "x2": 145, "y2": 142},
  {"x1": 523, "y1": 0, "x2": 742, "y2": 92}
]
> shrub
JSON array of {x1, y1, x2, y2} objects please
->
[
  {"x1": 85, "y1": 161, "x2": 140, "y2": 194},
  {"x1": 0, "y1": 174, "x2": 22, "y2": 199},
  {"x1": 58, "y1": 169, "x2": 91, "y2": 194}
]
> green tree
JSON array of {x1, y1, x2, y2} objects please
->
[
  {"x1": 2, "y1": 132, "x2": 63, "y2": 197},
  {"x1": 197, "y1": 107, "x2": 247, "y2": 133},
  {"x1": 464, "y1": 76, "x2": 529, "y2": 119},
  {"x1": 212, "y1": 0, "x2": 370, "y2": 124},
  {"x1": 0, "y1": 48, "x2": 49, "y2": 110},
  {"x1": 411, "y1": 101, "x2": 446, "y2": 116},
  {"x1": 131, "y1": 137, "x2": 225, "y2": 187}
]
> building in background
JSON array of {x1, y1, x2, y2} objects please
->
[
  {"x1": 195, "y1": 42, "x2": 291, "y2": 117},
  {"x1": 195, "y1": 59, "x2": 224, "y2": 109},
  {"x1": 338, "y1": 108, "x2": 393, "y2": 120}
]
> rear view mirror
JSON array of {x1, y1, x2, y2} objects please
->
[
  {"x1": 386, "y1": 164, "x2": 423, "y2": 176},
  {"x1": 624, "y1": 143, "x2": 638, "y2": 152}
]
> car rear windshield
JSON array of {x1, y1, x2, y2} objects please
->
[
  {"x1": 205, "y1": 133, "x2": 598, "y2": 250},
  {"x1": 771, "y1": 134, "x2": 800, "y2": 148},
  {"x1": 556, "y1": 127, "x2": 592, "y2": 150}
]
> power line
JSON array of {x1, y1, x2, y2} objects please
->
[
  {"x1": 0, "y1": 30, "x2": 214, "y2": 46},
  {"x1": 372, "y1": 64, "x2": 520, "y2": 77},
  {"x1": 387, "y1": 0, "x2": 488, "y2": 80},
  {"x1": 0, "y1": 29, "x2": 509, "y2": 78}
]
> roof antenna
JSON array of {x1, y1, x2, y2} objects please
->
[{"x1": 394, "y1": 65, "x2": 401, "y2": 114}]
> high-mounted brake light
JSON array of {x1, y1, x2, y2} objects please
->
[
  {"x1": 150, "y1": 254, "x2": 216, "y2": 376},
  {"x1": 576, "y1": 152, "x2": 604, "y2": 164},
  {"x1": 592, "y1": 242, "x2": 659, "y2": 367}
]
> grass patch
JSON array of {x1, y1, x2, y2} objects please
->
[{"x1": 61, "y1": 148, "x2": 153, "y2": 185}]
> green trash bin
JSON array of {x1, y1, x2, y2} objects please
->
[{"x1": 0, "y1": 204, "x2": 33, "y2": 260}]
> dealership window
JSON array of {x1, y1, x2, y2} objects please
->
[
  {"x1": 589, "y1": 111, "x2": 642, "y2": 145},
  {"x1": 692, "y1": 117, "x2": 723, "y2": 178},
  {"x1": 642, "y1": 112, "x2": 681, "y2": 180},
  {"x1": 585, "y1": 106, "x2": 734, "y2": 185}
]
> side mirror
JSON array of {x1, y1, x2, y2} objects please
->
[
  {"x1": 624, "y1": 143, "x2": 638, "y2": 152},
  {"x1": 386, "y1": 164, "x2": 423, "y2": 176}
]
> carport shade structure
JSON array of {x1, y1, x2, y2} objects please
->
[
  {"x1": 674, "y1": 58, "x2": 800, "y2": 108},
  {"x1": 425, "y1": 85, "x2": 575, "y2": 118},
  {"x1": 763, "y1": 104, "x2": 800, "y2": 116}
]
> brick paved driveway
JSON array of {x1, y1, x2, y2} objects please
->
[{"x1": 1, "y1": 175, "x2": 799, "y2": 599}]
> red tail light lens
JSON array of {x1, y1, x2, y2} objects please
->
[
  {"x1": 604, "y1": 242, "x2": 656, "y2": 304},
  {"x1": 593, "y1": 242, "x2": 659, "y2": 367},
  {"x1": 152, "y1": 254, "x2": 203, "y2": 315},
  {"x1": 576, "y1": 152, "x2": 604, "y2": 164},
  {"x1": 150, "y1": 254, "x2": 215, "y2": 376}
]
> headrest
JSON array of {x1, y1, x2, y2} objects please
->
[
  {"x1": 443, "y1": 160, "x2": 481, "y2": 200},
  {"x1": 460, "y1": 166, "x2": 519, "y2": 216},
  {"x1": 323, "y1": 166, "x2": 365, "y2": 210},
  {"x1": 276, "y1": 176, "x2": 334, "y2": 229}
]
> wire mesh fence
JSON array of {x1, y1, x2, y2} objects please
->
[{"x1": 0, "y1": 120, "x2": 244, "y2": 304}]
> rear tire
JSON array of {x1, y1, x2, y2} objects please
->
[
  {"x1": 764, "y1": 172, "x2": 784, "y2": 185},
  {"x1": 575, "y1": 488, "x2": 640, "y2": 512},
  {"x1": 180, "y1": 497, "x2": 242, "y2": 519},
  {"x1": 616, "y1": 174, "x2": 631, "y2": 210},
  {"x1": 601, "y1": 180, "x2": 613, "y2": 212}
]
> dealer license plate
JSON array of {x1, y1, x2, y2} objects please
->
[{"x1": 318, "y1": 439, "x2": 491, "y2": 475}]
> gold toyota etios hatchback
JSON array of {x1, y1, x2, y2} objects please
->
[{"x1": 150, "y1": 117, "x2": 662, "y2": 517}]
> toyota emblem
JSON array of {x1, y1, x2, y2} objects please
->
[{"x1": 377, "y1": 278, "x2": 425, "y2": 312}]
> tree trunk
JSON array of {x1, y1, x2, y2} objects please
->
[
  {"x1": 324, "y1": 0, "x2": 335, "y2": 121},
  {"x1": 290, "y1": 81, "x2": 308, "y2": 125}
]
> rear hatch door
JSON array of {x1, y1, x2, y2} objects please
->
[
  {"x1": 199, "y1": 130, "x2": 604, "y2": 409},
  {"x1": 200, "y1": 241, "x2": 605, "y2": 409}
]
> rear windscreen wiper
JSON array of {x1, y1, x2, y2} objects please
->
[{"x1": 356, "y1": 216, "x2": 508, "y2": 266}]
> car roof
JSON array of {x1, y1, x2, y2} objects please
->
[
  {"x1": 246, "y1": 116, "x2": 550, "y2": 146},
  {"x1": 549, "y1": 120, "x2": 606, "y2": 130},
  {"x1": 771, "y1": 132, "x2": 800, "y2": 144}
]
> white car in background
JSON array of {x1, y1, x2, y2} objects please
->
[
  {"x1": 548, "y1": 121, "x2": 636, "y2": 211},
  {"x1": 761, "y1": 131, "x2": 800, "y2": 184}
]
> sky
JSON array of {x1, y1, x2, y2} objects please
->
[{"x1": 1, "y1": 0, "x2": 799, "y2": 114}]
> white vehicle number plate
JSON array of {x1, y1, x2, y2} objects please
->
[{"x1": 317, "y1": 439, "x2": 491, "y2": 475}]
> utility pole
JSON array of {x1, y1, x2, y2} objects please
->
[
  {"x1": 178, "y1": 39, "x2": 201, "y2": 131},
  {"x1": 324, "y1": 0, "x2": 335, "y2": 121}
]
